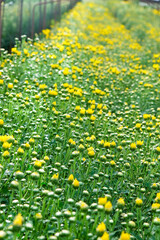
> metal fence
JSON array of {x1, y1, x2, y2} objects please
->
[
  {"x1": 139, "y1": 0, "x2": 160, "y2": 7},
  {"x1": 0, "y1": 0, "x2": 80, "y2": 50}
]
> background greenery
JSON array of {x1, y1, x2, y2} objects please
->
[{"x1": 1, "y1": 0, "x2": 73, "y2": 50}]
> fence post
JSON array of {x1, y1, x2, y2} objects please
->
[
  {"x1": 28, "y1": 0, "x2": 32, "y2": 37},
  {"x1": 43, "y1": 0, "x2": 47, "y2": 29},
  {"x1": 57, "y1": 0, "x2": 61, "y2": 21},
  {"x1": 39, "y1": 0, "x2": 42, "y2": 32},
  {"x1": 70, "y1": 0, "x2": 77, "y2": 9},
  {"x1": 50, "y1": 0, "x2": 54, "y2": 23},
  {"x1": 19, "y1": 0, "x2": 24, "y2": 40}
]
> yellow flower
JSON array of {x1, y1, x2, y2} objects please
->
[
  {"x1": 48, "y1": 90, "x2": 58, "y2": 96},
  {"x1": 29, "y1": 138, "x2": 35, "y2": 145},
  {"x1": 0, "y1": 79, "x2": 4, "y2": 85},
  {"x1": 104, "y1": 142, "x2": 110, "y2": 148},
  {"x1": 117, "y1": 146, "x2": 123, "y2": 151},
  {"x1": 25, "y1": 143, "x2": 30, "y2": 149},
  {"x1": 130, "y1": 143, "x2": 136, "y2": 150},
  {"x1": 75, "y1": 106, "x2": 81, "y2": 111},
  {"x1": 44, "y1": 156, "x2": 49, "y2": 161},
  {"x1": 90, "y1": 115, "x2": 96, "y2": 121},
  {"x1": 63, "y1": 67, "x2": 70, "y2": 76},
  {"x1": 51, "y1": 63, "x2": 59, "y2": 69},
  {"x1": 143, "y1": 114, "x2": 150, "y2": 120},
  {"x1": 105, "y1": 201, "x2": 112, "y2": 213},
  {"x1": 39, "y1": 84, "x2": 47, "y2": 90},
  {"x1": 0, "y1": 119, "x2": 4, "y2": 126},
  {"x1": 156, "y1": 192, "x2": 160, "y2": 202},
  {"x1": 13, "y1": 213, "x2": 23, "y2": 227},
  {"x1": 152, "y1": 183, "x2": 157, "y2": 189},
  {"x1": 68, "y1": 174, "x2": 74, "y2": 183},
  {"x1": 69, "y1": 138, "x2": 76, "y2": 145},
  {"x1": 34, "y1": 160, "x2": 42, "y2": 169},
  {"x1": 117, "y1": 198, "x2": 125, "y2": 207},
  {"x1": 110, "y1": 141, "x2": 116, "y2": 147},
  {"x1": 52, "y1": 173, "x2": 59, "y2": 181},
  {"x1": 2, "y1": 151, "x2": 10, "y2": 158},
  {"x1": 151, "y1": 203, "x2": 160, "y2": 211},
  {"x1": 88, "y1": 149, "x2": 95, "y2": 157},
  {"x1": 86, "y1": 108, "x2": 94, "y2": 114},
  {"x1": 97, "y1": 104, "x2": 103, "y2": 109},
  {"x1": 79, "y1": 108, "x2": 85, "y2": 115},
  {"x1": 80, "y1": 201, "x2": 88, "y2": 211},
  {"x1": 72, "y1": 178, "x2": 79, "y2": 188},
  {"x1": 156, "y1": 146, "x2": 160, "y2": 152},
  {"x1": 8, "y1": 83, "x2": 13, "y2": 89},
  {"x1": 96, "y1": 222, "x2": 106, "y2": 233},
  {"x1": 42, "y1": 29, "x2": 50, "y2": 38},
  {"x1": 119, "y1": 231, "x2": 130, "y2": 240},
  {"x1": 78, "y1": 144, "x2": 85, "y2": 150},
  {"x1": 35, "y1": 213, "x2": 42, "y2": 219},
  {"x1": 70, "y1": 122, "x2": 75, "y2": 127},
  {"x1": 35, "y1": 94, "x2": 40, "y2": 100},
  {"x1": 90, "y1": 135, "x2": 96, "y2": 141},
  {"x1": 136, "y1": 140, "x2": 143, "y2": 147},
  {"x1": 98, "y1": 197, "x2": 107, "y2": 206},
  {"x1": 66, "y1": 114, "x2": 70, "y2": 119},
  {"x1": 135, "y1": 123, "x2": 141, "y2": 129},
  {"x1": 99, "y1": 232, "x2": 109, "y2": 240},
  {"x1": 17, "y1": 147, "x2": 24, "y2": 155},
  {"x1": 23, "y1": 49, "x2": 29, "y2": 55},
  {"x1": 63, "y1": 83, "x2": 69, "y2": 88},
  {"x1": 91, "y1": 104, "x2": 95, "y2": 109},
  {"x1": 16, "y1": 93, "x2": 22, "y2": 98},
  {"x1": 110, "y1": 160, "x2": 116, "y2": 166},
  {"x1": 2, "y1": 142, "x2": 12, "y2": 149},
  {"x1": 135, "y1": 198, "x2": 143, "y2": 207}
]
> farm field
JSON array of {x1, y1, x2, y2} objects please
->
[{"x1": 0, "y1": 0, "x2": 160, "y2": 239}]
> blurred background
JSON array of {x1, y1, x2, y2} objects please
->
[{"x1": 0, "y1": 0, "x2": 80, "y2": 50}]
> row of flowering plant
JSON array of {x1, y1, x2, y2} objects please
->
[{"x1": 0, "y1": 0, "x2": 160, "y2": 239}]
